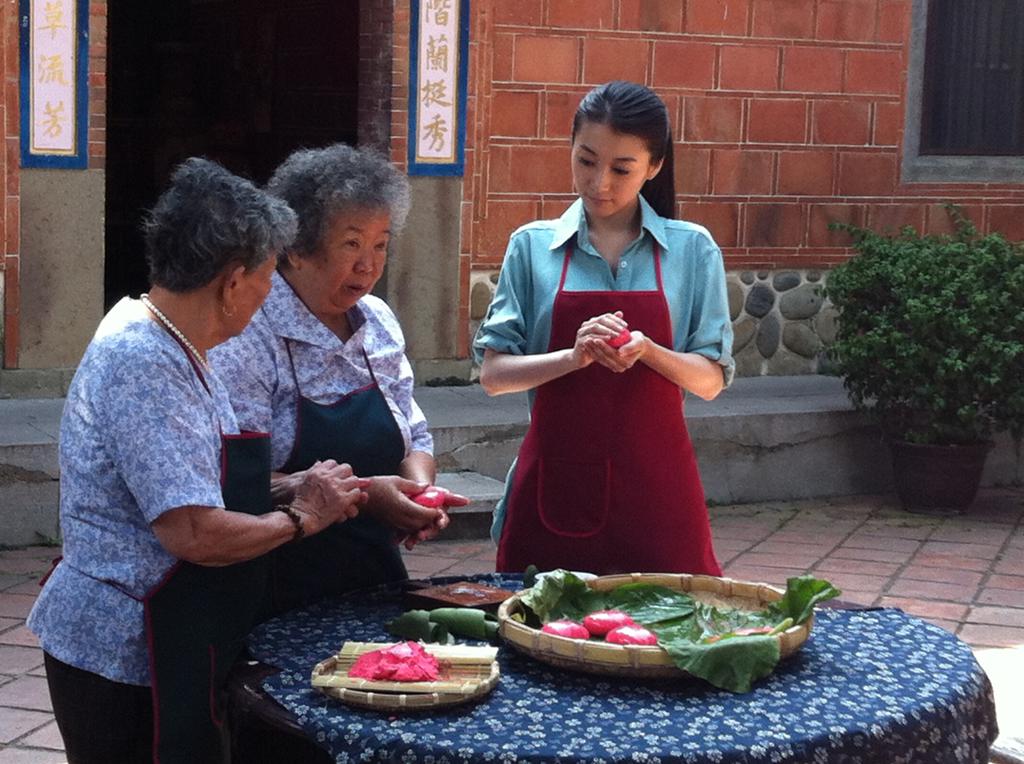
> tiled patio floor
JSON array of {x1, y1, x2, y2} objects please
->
[{"x1": 1, "y1": 488, "x2": 1022, "y2": 762}]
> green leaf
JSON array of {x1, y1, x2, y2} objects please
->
[
  {"x1": 605, "y1": 584, "x2": 696, "y2": 624},
  {"x1": 654, "y1": 626, "x2": 780, "y2": 693},
  {"x1": 519, "y1": 569, "x2": 607, "y2": 623},
  {"x1": 691, "y1": 601, "x2": 774, "y2": 637},
  {"x1": 766, "y1": 575, "x2": 842, "y2": 625}
]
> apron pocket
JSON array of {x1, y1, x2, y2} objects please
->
[{"x1": 537, "y1": 457, "x2": 610, "y2": 538}]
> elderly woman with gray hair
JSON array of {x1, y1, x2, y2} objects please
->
[
  {"x1": 211, "y1": 143, "x2": 466, "y2": 615},
  {"x1": 27, "y1": 158, "x2": 368, "y2": 764}
]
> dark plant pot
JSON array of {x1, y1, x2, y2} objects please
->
[{"x1": 889, "y1": 439, "x2": 993, "y2": 514}]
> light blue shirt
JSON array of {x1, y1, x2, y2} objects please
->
[
  {"x1": 28, "y1": 298, "x2": 239, "y2": 685},
  {"x1": 472, "y1": 197, "x2": 735, "y2": 543},
  {"x1": 473, "y1": 196, "x2": 735, "y2": 388},
  {"x1": 210, "y1": 270, "x2": 432, "y2": 471}
]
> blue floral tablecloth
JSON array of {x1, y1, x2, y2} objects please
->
[{"x1": 247, "y1": 574, "x2": 997, "y2": 764}]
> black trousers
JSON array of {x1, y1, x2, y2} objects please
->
[
  {"x1": 44, "y1": 652, "x2": 154, "y2": 764},
  {"x1": 46, "y1": 651, "x2": 329, "y2": 763}
]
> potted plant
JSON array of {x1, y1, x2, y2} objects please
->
[{"x1": 825, "y1": 210, "x2": 1024, "y2": 512}]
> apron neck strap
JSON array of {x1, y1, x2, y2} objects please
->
[
  {"x1": 558, "y1": 242, "x2": 574, "y2": 291},
  {"x1": 285, "y1": 339, "x2": 382, "y2": 395},
  {"x1": 652, "y1": 240, "x2": 664, "y2": 291},
  {"x1": 559, "y1": 240, "x2": 665, "y2": 292},
  {"x1": 361, "y1": 348, "x2": 381, "y2": 388},
  {"x1": 284, "y1": 338, "x2": 301, "y2": 396},
  {"x1": 171, "y1": 333, "x2": 211, "y2": 395}
]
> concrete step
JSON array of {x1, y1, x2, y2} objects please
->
[
  {"x1": 3, "y1": 377, "x2": 1022, "y2": 547},
  {"x1": 417, "y1": 384, "x2": 528, "y2": 483},
  {"x1": 420, "y1": 377, "x2": 1024, "y2": 505},
  {"x1": 0, "y1": 399, "x2": 62, "y2": 546}
]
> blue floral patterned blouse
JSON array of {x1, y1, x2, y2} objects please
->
[
  {"x1": 209, "y1": 270, "x2": 433, "y2": 471},
  {"x1": 27, "y1": 298, "x2": 239, "y2": 686}
]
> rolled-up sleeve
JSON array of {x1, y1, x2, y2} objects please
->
[
  {"x1": 375, "y1": 307, "x2": 434, "y2": 455},
  {"x1": 472, "y1": 236, "x2": 532, "y2": 363},
  {"x1": 402, "y1": 387, "x2": 433, "y2": 455},
  {"x1": 684, "y1": 237, "x2": 736, "y2": 387}
]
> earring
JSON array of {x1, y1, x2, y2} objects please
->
[{"x1": 222, "y1": 303, "x2": 236, "y2": 318}]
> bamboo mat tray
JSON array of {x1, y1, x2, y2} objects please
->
[
  {"x1": 311, "y1": 642, "x2": 500, "y2": 711},
  {"x1": 498, "y1": 573, "x2": 813, "y2": 679}
]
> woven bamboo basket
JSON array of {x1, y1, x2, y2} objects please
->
[
  {"x1": 497, "y1": 573, "x2": 813, "y2": 679},
  {"x1": 311, "y1": 642, "x2": 500, "y2": 711}
]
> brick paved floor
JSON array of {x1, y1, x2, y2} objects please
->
[{"x1": 1, "y1": 488, "x2": 1021, "y2": 762}]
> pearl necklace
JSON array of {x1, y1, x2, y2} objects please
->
[{"x1": 141, "y1": 294, "x2": 210, "y2": 370}]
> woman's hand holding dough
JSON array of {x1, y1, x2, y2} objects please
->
[
  {"x1": 290, "y1": 460, "x2": 369, "y2": 535},
  {"x1": 576, "y1": 311, "x2": 648, "y2": 373},
  {"x1": 362, "y1": 475, "x2": 452, "y2": 535}
]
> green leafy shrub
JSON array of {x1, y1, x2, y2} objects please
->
[{"x1": 825, "y1": 210, "x2": 1024, "y2": 445}]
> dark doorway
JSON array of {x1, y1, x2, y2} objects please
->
[{"x1": 104, "y1": 0, "x2": 361, "y2": 307}]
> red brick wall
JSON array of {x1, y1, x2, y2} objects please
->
[
  {"x1": 390, "y1": 0, "x2": 1024, "y2": 359},
  {"x1": 1, "y1": 0, "x2": 106, "y2": 367},
  {"x1": 390, "y1": 0, "x2": 410, "y2": 170},
  {"x1": 464, "y1": 0, "x2": 1024, "y2": 282},
  {"x1": 359, "y1": 0, "x2": 395, "y2": 153},
  {"x1": 2, "y1": 0, "x2": 21, "y2": 366},
  {"x1": 88, "y1": 1, "x2": 106, "y2": 170}
]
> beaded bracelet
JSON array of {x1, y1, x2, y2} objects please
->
[{"x1": 276, "y1": 504, "x2": 305, "y2": 542}]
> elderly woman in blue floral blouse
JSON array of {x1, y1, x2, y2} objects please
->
[
  {"x1": 210, "y1": 143, "x2": 466, "y2": 615},
  {"x1": 27, "y1": 158, "x2": 368, "y2": 764}
]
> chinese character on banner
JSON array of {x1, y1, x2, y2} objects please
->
[
  {"x1": 38, "y1": 54, "x2": 68, "y2": 85},
  {"x1": 426, "y1": 0, "x2": 451, "y2": 25},
  {"x1": 21, "y1": 0, "x2": 88, "y2": 167},
  {"x1": 426, "y1": 34, "x2": 449, "y2": 72},
  {"x1": 422, "y1": 114, "x2": 449, "y2": 153},
  {"x1": 41, "y1": 100, "x2": 65, "y2": 137},
  {"x1": 421, "y1": 79, "x2": 451, "y2": 109},
  {"x1": 410, "y1": 0, "x2": 466, "y2": 175},
  {"x1": 40, "y1": 1, "x2": 66, "y2": 39}
]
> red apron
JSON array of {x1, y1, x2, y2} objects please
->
[{"x1": 496, "y1": 242, "x2": 722, "y2": 576}]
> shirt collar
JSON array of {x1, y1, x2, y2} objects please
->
[
  {"x1": 548, "y1": 195, "x2": 669, "y2": 252},
  {"x1": 637, "y1": 195, "x2": 669, "y2": 251},
  {"x1": 549, "y1": 199, "x2": 585, "y2": 250},
  {"x1": 262, "y1": 269, "x2": 366, "y2": 349}
]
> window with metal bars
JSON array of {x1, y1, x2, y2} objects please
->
[{"x1": 920, "y1": 0, "x2": 1024, "y2": 156}]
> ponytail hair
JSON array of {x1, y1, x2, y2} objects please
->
[{"x1": 571, "y1": 81, "x2": 676, "y2": 219}]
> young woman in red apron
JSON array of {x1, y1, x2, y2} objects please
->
[{"x1": 479, "y1": 81, "x2": 730, "y2": 576}]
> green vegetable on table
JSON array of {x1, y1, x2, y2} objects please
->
[
  {"x1": 520, "y1": 569, "x2": 841, "y2": 693},
  {"x1": 387, "y1": 607, "x2": 499, "y2": 644}
]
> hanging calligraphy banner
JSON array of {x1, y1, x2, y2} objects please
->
[
  {"x1": 408, "y1": 0, "x2": 469, "y2": 176},
  {"x1": 19, "y1": 0, "x2": 89, "y2": 168}
]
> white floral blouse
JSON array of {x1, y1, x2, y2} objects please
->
[{"x1": 209, "y1": 270, "x2": 433, "y2": 471}]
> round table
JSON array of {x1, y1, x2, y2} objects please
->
[{"x1": 242, "y1": 574, "x2": 997, "y2": 763}]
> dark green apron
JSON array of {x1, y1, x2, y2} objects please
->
[
  {"x1": 269, "y1": 341, "x2": 407, "y2": 615},
  {"x1": 143, "y1": 356, "x2": 272, "y2": 764}
]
